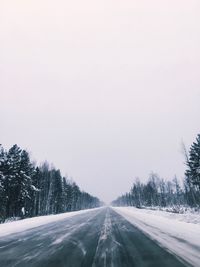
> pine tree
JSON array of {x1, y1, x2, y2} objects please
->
[
  {"x1": 0, "y1": 145, "x2": 7, "y2": 221},
  {"x1": 4, "y1": 145, "x2": 35, "y2": 217},
  {"x1": 185, "y1": 134, "x2": 200, "y2": 190},
  {"x1": 4, "y1": 144, "x2": 22, "y2": 217},
  {"x1": 19, "y1": 149, "x2": 36, "y2": 217},
  {"x1": 52, "y1": 170, "x2": 64, "y2": 214}
]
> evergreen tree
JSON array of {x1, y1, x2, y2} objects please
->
[
  {"x1": 0, "y1": 145, "x2": 6, "y2": 221},
  {"x1": 52, "y1": 170, "x2": 64, "y2": 214},
  {"x1": 184, "y1": 134, "x2": 200, "y2": 206},
  {"x1": 19, "y1": 149, "x2": 36, "y2": 217},
  {"x1": 4, "y1": 144, "x2": 22, "y2": 217},
  {"x1": 185, "y1": 134, "x2": 200, "y2": 190},
  {"x1": 5, "y1": 145, "x2": 35, "y2": 217}
]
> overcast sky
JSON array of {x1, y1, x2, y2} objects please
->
[{"x1": 1, "y1": 0, "x2": 200, "y2": 203}]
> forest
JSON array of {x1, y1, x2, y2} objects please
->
[
  {"x1": 112, "y1": 134, "x2": 200, "y2": 210},
  {"x1": 1, "y1": 134, "x2": 200, "y2": 222},
  {"x1": 0, "y1": 144, "x2": 102, "y2": 222}
]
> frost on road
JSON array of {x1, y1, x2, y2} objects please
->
[{"x1": 0, "y1": 207, "x2": 195, "y2": 267}]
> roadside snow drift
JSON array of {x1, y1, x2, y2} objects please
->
[
  {"x1": 113, "y1": 207, "x2": 200, "y2": 267},
  {"x1": 0, "y1": 208, "x2": 101, "y2": 237}
]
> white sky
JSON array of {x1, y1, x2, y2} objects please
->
[{"x1": 1, "y1": 0, "x2": 200, "y2": 203}]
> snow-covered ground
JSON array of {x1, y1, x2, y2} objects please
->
[
  {"x1": 113, "y1": 206, "x2": 200, "y2": 267},
  {"x1": 0, "y1": 208, "x2": 101, "y2": 238}
]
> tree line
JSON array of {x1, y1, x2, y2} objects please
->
[
  {"x1": 0, "y1": 144, "x2": 102, "y2": 222},
  {"x1": 112, "y1": 134, "x2": 200, "y2": 209}
]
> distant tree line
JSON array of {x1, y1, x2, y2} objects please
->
[
  {"x1": 112, "y1": 134, "x2": 200, "y2": 209},
  {"x1": 0, "y1": 144, "x2": 102, "y2": 222}
]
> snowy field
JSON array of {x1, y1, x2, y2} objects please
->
[
  {"x1": 113, "y1": 207, "x2": 200, "y2": 267},
  {"x1": 0, "y1": 208, "x2": 102, "y2": 237}
]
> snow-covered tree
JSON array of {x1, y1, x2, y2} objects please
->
[
  {"x1": 185, "y1": 134, "x2": 200, "y2": 190},
  {"x1": 184, "y1": 134, "x2": 200, "y2": 206},
  {"x1": 0, "y1": 145, "x2": 7, "y2": 221}
]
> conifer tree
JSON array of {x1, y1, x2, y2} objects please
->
[
  {"x1": 0, "y1": 145, "x2": 6, "y2": 221},
  {"x1": 185, "y1": 134, "x2": 200, "y2": 190},
  {"x1": 185, "y1": 134, "x2": 200, "y2": 205}
]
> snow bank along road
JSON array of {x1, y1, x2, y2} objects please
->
[{"x1": 0, "y1": 207, "x2": 195, "y2": 267}]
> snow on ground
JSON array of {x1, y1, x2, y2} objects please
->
[
  {"x1": 142, "y1": 206, "x2": 200, "y2": 224},
  {"x1": 0, "y1": 208, "x2": 101, "y2": 238},
  {"x1": 113, "y1": 207, "x2": 200, "y2": 267}
]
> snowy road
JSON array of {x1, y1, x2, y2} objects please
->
[{"x1": 0, "y1": 207, "x2": 189, "y2": 267}]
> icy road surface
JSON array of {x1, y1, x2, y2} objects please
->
[{"x1": 0, "y1": 207, "x2": 190, "y2": 267}]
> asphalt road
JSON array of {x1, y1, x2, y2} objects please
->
[{"x1": 0, "y1": 207, "x2": 189, "y2": 267}]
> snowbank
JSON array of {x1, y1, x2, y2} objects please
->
[
  {"x1": 113, "y1": 207, "x2": 200, "y2": 267},
  {"x1": 129, "y1": 206, "x2": 200, "y2": 224},
  {"x1": 0, "y1": 208, "x2": 101, "y2": 238}
]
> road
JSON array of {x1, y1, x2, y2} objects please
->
[{"x1": 0, "y1": 207, "x2": 189, "y2": 267}]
